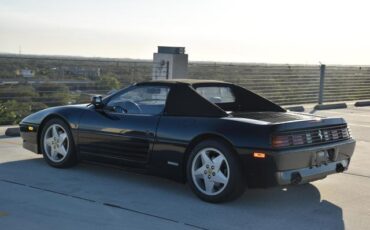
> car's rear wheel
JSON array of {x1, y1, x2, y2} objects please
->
[
  {"x1": 40, "y1": 118, "x2": 77, "y2": 168},
  {"x1": 187, "y1": 139, "x2": 245, "y2": 203}
]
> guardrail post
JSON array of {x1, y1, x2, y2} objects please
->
[
  {"x1": 133, "y1": 62, "x2": 137, "y2": 82},
  {"x1": 318, "y1": 64, "x2": 326, "y2": 104}
]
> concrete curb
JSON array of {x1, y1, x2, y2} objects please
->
[
  {"x1": 314, "y1": 103, "x2": 347, "y2": 110},
  {"x1": 354, "y1": 101, "x2": 370, "y2": 107},
  {"x1": 284, "y1": 106, "x2": 305, "y2": 112},
  {"x1": 5, "y1": 127, "x2": 20, "y2": 137}
]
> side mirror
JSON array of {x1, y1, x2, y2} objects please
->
[{"x1": 91, "y1": 95, "x2": 104, "y2": 109}]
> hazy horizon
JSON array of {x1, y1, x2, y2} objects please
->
[{"x1": 1, "y1": 0, "x2": 370, "y2": 65}]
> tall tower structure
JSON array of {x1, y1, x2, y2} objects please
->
[{"x1": 152, "y1": 46, "x2": 188, "y2": 80}]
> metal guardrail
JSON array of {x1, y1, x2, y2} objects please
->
[
  {"x1": 188, "y1": 63, "x2": 370, "y2": 105},
  {"x1": 0, "y1": 56, "x2": 370, "y2": 125}
]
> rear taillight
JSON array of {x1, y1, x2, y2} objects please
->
[
  {"x1": 272, "y1": 134, "x2": 305, "y2": 148},
  {"x1": 272, "y1": 126, "x2": 350, "y2": 148},
  {"x1": 272, "y1": 135, "x2": 290, "y2": 148},
  {"x1": 292, "y1": 134, "x2": 304, "y2": 145},
  {"x1": 341, "y1": 127, "x2": 350, "y2": 138}
]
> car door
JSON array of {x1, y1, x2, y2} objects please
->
[{"x1": 78, "y1": 85, "x2": 170, "y2": 164}]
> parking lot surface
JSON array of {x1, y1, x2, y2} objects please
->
[{"x1": 0, "y1": 106, "x2": 369, "y2": 230}]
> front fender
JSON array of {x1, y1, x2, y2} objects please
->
[{"x1": 19, "y1": 104, "x2": 89, "y2": 154}]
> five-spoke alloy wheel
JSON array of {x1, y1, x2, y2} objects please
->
[
  {"x1": 187, "y1": 139, "x2": 245, "y2": 203},
  {"x1": 43, "y1": 124, "x2": 69, "y2": 163},
  {"x1": 191, "y1": 147, "x2": 230, "y2": 196},
  {"x1": 41, "y1": 118, "x2": 77, "y2": 168}
]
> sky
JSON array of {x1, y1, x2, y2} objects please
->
[{"x1": 0, "y1": 0, "x2": 370, "y2": 64}]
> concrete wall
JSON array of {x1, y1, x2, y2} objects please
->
[{"x1": 152, "y1": 53, "x2": 188, "y2": 80}]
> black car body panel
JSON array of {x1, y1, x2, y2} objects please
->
[
  {"x1": 20, "y1": 104, "x2": 87, "y2": 154},
  {"x1": 78, "y1": 110, "x2": 159, "y2": 164},
  {"x1": 20, "y1": 79, "x2": 355, "y2": 187}
]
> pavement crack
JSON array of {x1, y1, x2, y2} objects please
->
[
  {"x1": 0, "y1": 178, "x2": 208, "y2": 230},
  {"x1": 0, "y1": 179, "x2": 26, "y2": 186},
  {"x1": 343, "y1": 172, "x2": 370, "y2": 179},
  {"x1": 102, "y1": 202, "x2": 208, "y2": 230},
  {"x1": 184, "y1": 223, "x2": 209, "y2": 230},
  {"x1": 103, "y1": 202, "x2": 179, "y2": 223}
]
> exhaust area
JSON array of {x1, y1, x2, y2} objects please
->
[
  {"x1": 290, "y1": 172, "x2": 302, "y2": 185},
  {"x1": 336, "y1": 163, "x2": 345, "y2": 173}
]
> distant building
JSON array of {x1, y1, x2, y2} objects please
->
[
  {"x1": 58, "y1": 67, "x2": 101, "y2": 78},
  {"x1": 16, "y1": 69, "x2": 35, "y2": 78},
  {"x1": 153, "y1": 46, "x2": 188, "y2": 80}
]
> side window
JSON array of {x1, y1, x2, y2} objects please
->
[
  {"x1": 107, "y1": 86, "x2": 170, "y2": 115},
  {"x1": 195, "y1": 86, "x2": 235, "y2": 103}
]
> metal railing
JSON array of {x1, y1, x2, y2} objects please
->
[
  {"x1": 188, "y1": 63, "x2": 370, "y2": 105},
  {"x1": 0, "y1": 55, "x2": 370, "y2": 125}
]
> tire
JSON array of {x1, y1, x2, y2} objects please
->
[
  {"x1": 40, "y1": 118, "x2": 78, "y2": 168},
  {"x1": 186, "y1": 139, "x2": 245, "y2": 203}
]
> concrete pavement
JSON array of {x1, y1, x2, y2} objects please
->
[{"x1": 0, "y1": 106, "x2": 369, "y2": 230}]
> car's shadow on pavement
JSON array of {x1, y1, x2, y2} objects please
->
[
  {"x1": 0, "y1": 158, "x2": 344, "y2": 230},
  {"x1": 0, "y1": 135, "x2": 19, "y2": 139}
]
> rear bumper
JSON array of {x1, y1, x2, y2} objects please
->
[
  {"x1": 243, "y1": 139, "x2": 355, "y2": 188},
  {"x1": 276, "y1": 159, "x2": 349, "y2": 185},
  {"x1": 272, "y1": 139, "x2": 355, "y2": 171},
  {"x1": 272, "y1": 139, "x2": 355, "y2": 186}
]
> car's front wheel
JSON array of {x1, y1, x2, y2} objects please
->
[
  {"x1": 40, "y1": 118, "x2": 77, "y2": 168},
  {"x1": 187, "y1": 139, "x2": 245, "y2": 203}
]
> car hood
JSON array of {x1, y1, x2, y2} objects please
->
[{"x1": 20, "y1": 104, "x2": 90, "y2": 125}]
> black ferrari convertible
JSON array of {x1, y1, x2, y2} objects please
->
[{"x1": 20, "y1": 79, "x2": 355, "y2": 202}]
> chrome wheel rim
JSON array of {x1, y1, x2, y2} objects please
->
[
  {"x1": 191, "y1": 147, "x2": 230, "y2": 196},
  {"x1": 43, "y1": 124, "x2": 69, "y2": 163}
]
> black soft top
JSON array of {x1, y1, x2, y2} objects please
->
[
  {"x1": 136, "y1": 79, "x2": 228, "y2": 86},
  {"x1": 136, "y1": 79, "x2": 285, "y2": 117}
]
